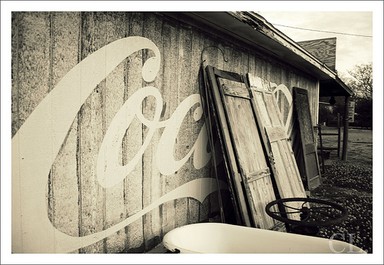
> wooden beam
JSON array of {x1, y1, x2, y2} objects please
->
[{"x1": 342, "y1": 96, "x2": 350, "y2": 161}]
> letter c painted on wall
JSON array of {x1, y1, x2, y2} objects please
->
[{"x1": 12, "y1": 37, "x2": 221, "y2": 253}]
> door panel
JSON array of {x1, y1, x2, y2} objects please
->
[
  {"x1": 206, "y1": 66, "x2": 277, "y2": 229},
  {"x1": 293, "y1": 87, "x2": 322, "y2": 190},
  {"x1": 248, "y1": 74, "x2": 307, "y2": 220},
  {"x1": 206, "y1": 66, "x2": 251, "y2": 227}
]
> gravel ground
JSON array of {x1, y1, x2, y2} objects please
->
[{"x1": 311, "y1": 127, "x2": 373, "y2": 253}]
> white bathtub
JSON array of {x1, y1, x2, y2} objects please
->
[{"x1": 162, "y1": 222, "x2": 366, "y2": 253}]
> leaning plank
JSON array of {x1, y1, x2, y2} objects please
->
[
  {"x1": 206, "y1": 66, "x2": 252, "y2": 227},
  {"x1": 293, "y1": 87, "x2": 322, "y2": 191},
  {"x1": 247, "y1": 74, "x2": 307, "y2": 221},
  {"x1": 200, "y1": 62, "x2": 241, "y2": 224},
  {"x1": 207, "y1": 66, "x2": 277, "y2": 229}
]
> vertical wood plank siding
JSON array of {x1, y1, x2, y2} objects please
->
[
  {"x1": 49, "y1": 13, "x2": 82, "y2": 252},
  {"x1": 159, "y1": 18, "x2": 178, "y2": 237},
  {"x1": 141, "y1": 12, "x2": 163, "y2": 251},
  {"x1": 78, "y1": 12, "x2": 107, "y2": 253},
  {"x1": 123, "y1": 12, "x2": 145, "y2": 253},
  {"x1": 11, "y1": 12, "x2": 318, "y2": 253},
  {"x1": 102, "y1": 12, "x2": 128, "y2": 253}
]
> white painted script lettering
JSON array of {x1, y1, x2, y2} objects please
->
[
  {"x1": 12, "y1": 36, "x2": 218, "y2": 253},
  {"x1": 12, "y1": 35, "x2": 293, "y2": 253},
  {"x1": 97, "y1": 87, "x2": 210, "y2": 188},
  {"x1": 273, "y1": 83, "x2": 293, "y2": 135}
]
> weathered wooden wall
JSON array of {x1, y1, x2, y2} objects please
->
[{"x1": 11, "y1": 12, "x2": 319, "y2": 253}]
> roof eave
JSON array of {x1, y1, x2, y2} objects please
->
[
  {"x1": 165, "y1": 12, "x2": 353, "y2": 97},
  {"x1": 182, "y1": 11, "x2": 336, "y2": 80}
]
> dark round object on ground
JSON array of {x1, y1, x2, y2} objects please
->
[{"x1": 265, "y1": 197, "x2": 348, "y2": 228}]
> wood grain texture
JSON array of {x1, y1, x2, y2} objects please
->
[
  {"x1": 248, "y1": 74, "x2": 307, "y2": 220},
  {"x1": 49, "y1": 12, "x2": 81, "y2": 243},
  {"x1": 188, "y1": 29, "x2": 206, "y2": 224},
  {"x1": 142, "y1": 12, "x2": 163, "y2": 251},
  {"x1": 293, "y1": 87, "x2": 321, "y2": 191},
  {"x1": 11, "y1": 12, "x2": 321, "y2": 253},
  {"x1": 206, "y1": 68, "x2": 279, "y2": 228},
  {"x1": 174, "y1": 24, "x2": 193, "y2": 230},
  {"x1": 11, "y1": 13, "x2": 20, "y2": 137},
  {"x1": 222, "y1": 91, "x2": 276, "y2": 229},
  {"x1": 12, "y1": 12, "x2": 51, "y2": 135},
  {"x1": 123, "y1": 12, "x2": 144, "y2": 253},
  {"x1": 159, "y1": 19, "x2": 178, "y2": 236},
  {"x1": 199, "y1": 36, "x2": 222, "y2": 223},
  {"x1": 102, "y1": 12, "x2": 128, "y2": 253},
  {"x1": 206, "y1": 66, "x2": 251, "y2": 226},
  {"x1": 77, "y1": 12, "x2": 107, "y2": 253}
]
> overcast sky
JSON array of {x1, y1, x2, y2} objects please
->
[{"x1": 257, "y1": 11, "x2": 372, "y2": 76}]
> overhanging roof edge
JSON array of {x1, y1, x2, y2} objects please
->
[
  {"x1": 229, "y1": 11, "x2": 337, "y2": 79},
  {"x1": 335, "y1": 76, "x2": 354, "y2": 96},
  {"x1": 164, "y1": 12, "x2": 353, "y2": 97}
]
